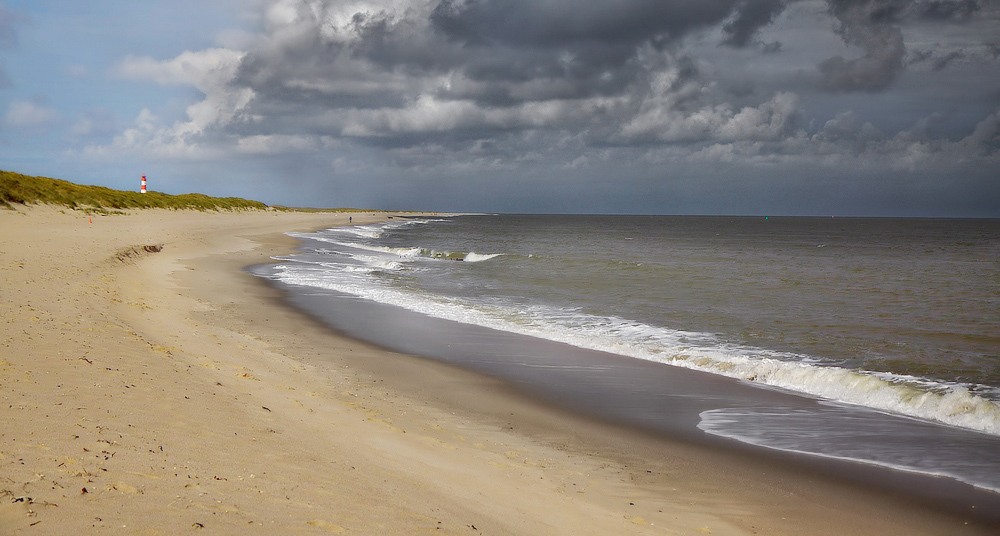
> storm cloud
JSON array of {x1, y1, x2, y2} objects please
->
[
  {"x1": 722, "y1": 0, "x2": 789, "y2": 48},
  {"x1": 89, "y1": 0, "x2": 1000, "y2": 214},
  {"x1": 816, "y1": 0, "x2": 991, "y2": 91}
]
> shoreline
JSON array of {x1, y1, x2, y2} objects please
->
[
  {"x1": 255, "y1": 218, "x2": 1000, "y2": 526},
  {"x1": 1, "y1": 206, "x2": 995, "y2": 534}
]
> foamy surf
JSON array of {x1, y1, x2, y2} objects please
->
[
  {"x1": 267, "y1": 255, "x2": 1000, "y2": 437},
  {"x1": 260, "y1": 214, "x2": 1000, "y2": 501},
  {"x1": 297, "y1": 235, "x2": 501, "y2": 263}
]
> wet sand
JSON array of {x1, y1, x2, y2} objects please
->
[{"x1": 1, "y1": 205, "x2": 994, "y2": 535}]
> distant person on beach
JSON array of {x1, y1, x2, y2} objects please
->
[{"x1": 349, "y1": 216, "x2": 352, "y2": 223}]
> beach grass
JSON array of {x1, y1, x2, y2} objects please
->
[{"x1": 0, "y1": 169, "x2": 268, "y2": 212}]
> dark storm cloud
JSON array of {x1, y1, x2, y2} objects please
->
[
  {"x1": 224, "y1": 0, "x2": 998, "y2": 148},
  {"x1": 910, "y1": 0, "x2": 979, "y2": 20},
  {"x1": 425, "y1": 0, "x2": 796, "y2": 99},
  {"x1": 234, "y1": 0, "x2": 800, "y2": 119},
  {"x1": 932, "y1": 49, "x2": 965, "y2": 70},
  {"x1": 818, "y1": 0, "x2": 907, "y2": 91},
  {"x1": 225, "y1": 0, "x2": 809, "y2": 150},
  {"x1": 109, "y1": 0, "x2": 1000, "y2": 210},
  {"x1": 425, "y1": 0, "x2": 758, "y2": 106},
  {"x1": 429, "y1": 0, "x2": 738, "y2": 48},
  {"x1": 761, "y1": 41, "x2": 783, "y2": 53},
  {"x1": 817, "y1": 0, "x2": 987, "y2": 91},
  {"x1": 721, "y1": 0, "x2": 789, "y2": 48},
  {"x1": 908, "y1": 48, "x2": 934, "y2": 64}
]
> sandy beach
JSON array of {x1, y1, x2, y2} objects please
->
[{"x1": 1, "y1": 205, "x2": 993, "y2": 535}]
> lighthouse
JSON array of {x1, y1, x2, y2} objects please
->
[{"x1": 140, "y1": 174, "x2": 147, "y2": 194}]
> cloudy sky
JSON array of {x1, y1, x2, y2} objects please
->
[{"x1": 1, "y1": 0, "x2": 998, "y2": 215}]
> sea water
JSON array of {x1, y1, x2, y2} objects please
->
[{"x1": 251, "y1": 215, "x2": 1000, "y2": 494}]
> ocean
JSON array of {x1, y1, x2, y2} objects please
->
[{"x1": 250, "y1": 214, "x2": 1000, "y2": 497}]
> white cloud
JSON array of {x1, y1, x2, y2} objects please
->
[
  {"x1": 117, "y1": 48, "x2": 254, "y2": 134},
  {"x1": 118, "y1": 48, "x2": 245, "y2": 88},
  {"x1": 4, "y1": 100, "x2": 58, "y2": 127},
  {"x1": 89, "y1": 48, "x2": 256, "y2": 158},
  {"x1": 618, "y1": 66, "x2": 800, "y2": 145},
  {"x1": 716, "y1": 92, "x2": 799, "y2": 141},
  {"x1": 86, "y1": 108, "x2": 221, "y2": 160}
]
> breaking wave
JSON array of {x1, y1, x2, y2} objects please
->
[{"x1": 266, "y1": 257, "x2": 1000, "y2": 437}]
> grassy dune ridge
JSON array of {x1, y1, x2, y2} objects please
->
[{"x1": 0, "y1": 169, "x2": 269, "y2": 212}]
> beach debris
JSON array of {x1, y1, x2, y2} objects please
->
[
  {"x1": 261, "y1": 406, "x2": 271, "y2": 412},
  {"x1": 142, "y1": 245, "x2": 162, "y2": 253},
  {"x1": 193, "y1": 522, "x2": 204, "y2": 528}
]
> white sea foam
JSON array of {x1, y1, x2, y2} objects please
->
[
  {"x1": 464, "y1": 252, "x2": 502, "y2": 262},
  {"x1": 273, "y1": 218, "x2": 1000, "y2": 438},
  {"x1": 303, "y1": 235, "x2": 501, "y2": 263},
  {"x1": 344, "y1": 254, "x2": 406, "y2": 271},
  {"x1": 311, "y1": 217, "x2": 435, "y2": 240},
  {"x1": 347, "y1": 243, "x2": 423, "y2": 258},
  {"x1": 268, "y1": 259, "x2": 1000, "y2": 437},
  {"x1": 337, "y1": 226, "x2": 384, "y2": 239}
]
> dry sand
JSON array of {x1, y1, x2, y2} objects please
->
[{"x1": 1, "y1": 206, "x2": 991, "y2": 535}]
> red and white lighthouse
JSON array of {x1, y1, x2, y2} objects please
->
[{"x1": 140, "y1": 174, "x2": 147, "y2": 194}]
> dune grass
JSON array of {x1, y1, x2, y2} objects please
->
[{"x1": 1, "y1": 170, "x2": 269, "y2": 212}]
